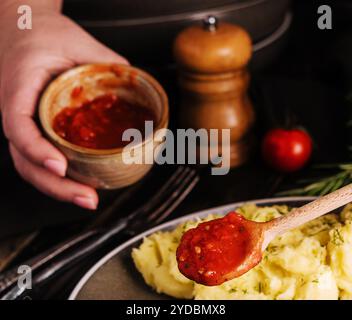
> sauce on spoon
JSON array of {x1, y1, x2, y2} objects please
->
[{"x1": 177, "y1": 212, "x2": 262, "y2": 286}]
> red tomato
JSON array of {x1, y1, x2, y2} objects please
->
[{"x1": 261, "y1": 128, "x2": 313, "y2": 173}]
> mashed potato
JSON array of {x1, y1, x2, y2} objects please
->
[{"x1": 132, "y1": 204, "x2": 352, "y2": 300}]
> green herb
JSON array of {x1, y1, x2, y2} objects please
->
[
  {"x1": 242, "y1": 289, "x2": 248, "y2": 294},
  {"x1": 237, "y1": 208, "x2": 245, "y2": 215},
  {"x1": 326, "y1": 221, "x2": 335, "y2": 227},
  {"x1": 332, "y1": 229, "x2": 344, "y2": 245},
  {"x1": 267, "y1": 245, "x2": 279, "y2": 254},
  {"x1": 312, "y1": 279, "x2": 319, "y2": 284},
  {"x1": 229, "y1": 288, "x2": 238, "y2": 293},
  {"x1": 277, "y1": 164, "x2": 352, "y2": 196}
]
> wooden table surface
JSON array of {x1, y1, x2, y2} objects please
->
[{"x1": 0, "y1": 1, "x2": 351, "y2": 299}]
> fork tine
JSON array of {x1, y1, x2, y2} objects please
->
[
  {"x1": 124, "y1": 165, "x2": 188, "y2": 222},
  {"x1": 153, "y1": 171, "x2": 200, "y2": 224},
  {"x1": 123, "y1": 167, "x2": 199, "y2": 234},
  {"x1": 91, "y1": 166, "x2": 185, "y2": 229},
  {"x1": 88, "y1": 181, "x2": 144, "y2": 229},
  {"x1": 145, "y1": 167, "x2": 199, "y2": 223}
]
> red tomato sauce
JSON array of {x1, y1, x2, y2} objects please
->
[
  {"x1": 176, "y1": 212, "x2": 252, "y2": 286},
  {"x1": 53, "y1": 93, "x2": 156, "y2": 149}
]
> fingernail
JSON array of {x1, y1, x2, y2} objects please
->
[
  {"x1": 44, "y1": 159, "x2": 66, "y2": 177},
  {"x1": 73, "y1": 196, "x2": 97, "y2": 210}
]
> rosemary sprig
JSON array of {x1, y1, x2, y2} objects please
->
[{"x1": 278, "y1": 164, "x2": 352, "y2": 196}]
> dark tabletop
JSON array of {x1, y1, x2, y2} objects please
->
[{"x1": 1, "y1": 0, "x2": 352, "y2": 299}]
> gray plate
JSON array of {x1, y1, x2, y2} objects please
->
[{"x1": 69, "y1": 196, "x2": 316, "y2": 300}]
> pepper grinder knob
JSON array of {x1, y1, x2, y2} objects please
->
[{"x1": 203, "y1": 16, "x2": 218, "y2": 32}]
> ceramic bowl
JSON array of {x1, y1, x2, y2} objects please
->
[{"x1": 39, "y1": 64, "x2": 169, "y2": 189}]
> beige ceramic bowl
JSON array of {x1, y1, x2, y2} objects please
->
[{"x1": 39, "y1": 64, "x2": 168, "y2": 189}]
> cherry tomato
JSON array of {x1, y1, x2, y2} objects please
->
[{"x1": 261, "y1": 128, "x2": 313, "y2": 173}]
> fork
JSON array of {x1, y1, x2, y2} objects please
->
[{"x1": 0, "y1": 165, "x2": 200, "y2": 299}]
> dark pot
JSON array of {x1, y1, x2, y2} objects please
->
[{"x1": 64, "y1": 0, "x2": 291, "y2": 66}]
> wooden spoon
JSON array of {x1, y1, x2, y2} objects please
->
[{"x1": 177, "y1": 184, "x2": 352, "y2": 286}]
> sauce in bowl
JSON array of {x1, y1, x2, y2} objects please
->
[{"x1": 53, "y1": 93, "x2": 156, "y2": 149}]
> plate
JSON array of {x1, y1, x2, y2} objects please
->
[{"x1": 69, "y1": 196, "x2": 316, "y2": 300}]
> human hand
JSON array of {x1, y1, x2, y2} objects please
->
[{"x1": 0, "y1": 9, "x2": 128, "y2": 210}]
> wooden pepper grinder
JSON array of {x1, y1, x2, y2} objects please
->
[{"x1": 173, "y1": 16, "x2": 255, "y2": 168}]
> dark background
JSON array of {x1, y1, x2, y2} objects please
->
[{"x1": 0, "y1": 0, "x2": 352, "y2": 298}]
